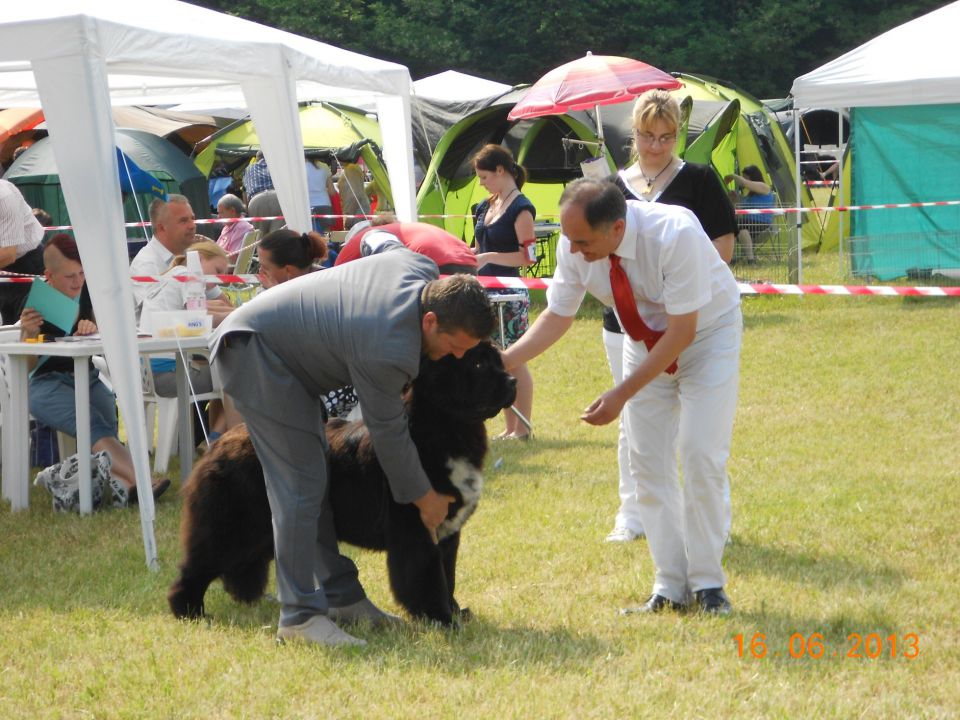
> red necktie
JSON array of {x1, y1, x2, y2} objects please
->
[{"x1": 609, "y1": 253, "x2": 678, "y2": 374}]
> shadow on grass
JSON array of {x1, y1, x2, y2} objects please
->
[
  {"x1": 742, "y1": 311, "x2": 798, "y2": 329},
  {"x1": 900, "y1": 295, "x2": 960, "y2": 310},
  {"x1": 725, "y1": 535, "x2": 906, "y2": 590},
  {"x1": 2, "y1": 495, "x2": 614, "y2": 669},
  {"x1": 178, "y1": 599, "x2": 615, "y2": 669},
  {"x1": 484, "y1": 435, "x2": 615, "y2": 466}
]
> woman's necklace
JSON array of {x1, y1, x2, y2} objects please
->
[
  {"x1": 640, "y1": 158, "x2": 674, "y2": 193},
  {"x1": 488, "y1": 187, "x2": 518, "y2": 222},
  {"x1": 496, "y1": 187, "x2": 518, "y2": 209}
]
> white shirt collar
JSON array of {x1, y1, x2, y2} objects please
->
[{"x1": 611, "y1": 208, "x2": 639, "y2": 261}]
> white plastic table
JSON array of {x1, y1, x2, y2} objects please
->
[
  {"x1": 0, "y1": 334, "x2": 209, "y2": 513},
  {"x1": 486, "y1": 291, "x2": 533, "y2": 435}
]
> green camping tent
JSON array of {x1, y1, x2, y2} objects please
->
[
  {"x1": 665, "y1": 73, "x2": 826, "y2": 256},
  {"x1": 3, "y1": 127, "x2": 210, "y2": 240},
  {"x1": 194, "y1": 102, "x2": 394, "y2": 211},
  {"x1": 416, "y1": 94, "x2": 615, "y2": 262},
  {"x1": 416, "y1": 71, "x2": 826, "y2": 277}
]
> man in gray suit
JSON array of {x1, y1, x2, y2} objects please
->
[{"x1": 211, "y1": 246, "x2": 495, "y2": 647}]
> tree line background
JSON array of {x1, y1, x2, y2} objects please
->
[{"x1": 188, "y1": 0, "x2": 947, "y2": 99}]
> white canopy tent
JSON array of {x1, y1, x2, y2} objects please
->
[
  {"x1": 791, "y1": 1, "x2": 960, "y2": 108},
  {"x1": 0, "y1": 0, "x2": 417, "y2": 568},
  {"x1": 790, "y1": 1, "x2": 960, "y2": 281},
  {"x1": 413, "y1": 71, "x2": 512, "y2": 103}
]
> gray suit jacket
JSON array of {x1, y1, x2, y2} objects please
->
[{"x1": 211, "y1": 248, "x2": 439, "y2": 504}]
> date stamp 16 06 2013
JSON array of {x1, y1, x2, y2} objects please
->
[{"x1": 734, "y1": 632, "x2": 920, "y2": 660}]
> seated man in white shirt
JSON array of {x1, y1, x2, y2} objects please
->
[
  {"x1": 130, "y1": 194, "x2": 197, "y2": 316},
  {"x1": 0, "y1": 179, "x2": 46, "y2": 324}
]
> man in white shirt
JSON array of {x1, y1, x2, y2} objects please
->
[
  {"x1": 502, "y1": 178, "x2": 742, "y2": 616},
  {"x1": 129, "y1": 194, "x2": 197, "y2": 312},
  {"x1": 0, "y1": 179, "x2": 46, "y2": 324}
]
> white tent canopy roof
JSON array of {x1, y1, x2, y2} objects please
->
[
  {"x1": 0, "y1": 3, "x2": 409, "y2": 103},
  {"x1": 0, "y1": 0, "x2": 416, "y2": 567},
  {"x1": 413, "y1": 70, "x2": 512, "y2": 102},
  {"x1": 792, "y1": 1, "x2": 960, "y2": 108}
]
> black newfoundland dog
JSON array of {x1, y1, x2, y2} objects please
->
[{"x1": 168, "y1": 341, "x2": 517, "y2": 625}]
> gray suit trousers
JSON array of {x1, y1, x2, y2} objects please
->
[{"x1": 215, "y1": 332, "x2": 364, "y2": 626}]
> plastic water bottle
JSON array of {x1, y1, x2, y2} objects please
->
[{"x1": 183, "y1": 250, "x2": 207, "y2": 312}]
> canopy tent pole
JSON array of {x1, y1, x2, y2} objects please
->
[
  {"x1": 838, "y1": 109, "x2": 846, "y2": 277},
  {"x1": 32, "y1": 53, "x2": 159, "y2": 569},
  {"x1": 793, "y1": 107, "x2": 803, "y2": 283}
]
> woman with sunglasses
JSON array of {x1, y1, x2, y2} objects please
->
[{"x1": 602, "y1": 89, "x2": 737, "y2": 545}]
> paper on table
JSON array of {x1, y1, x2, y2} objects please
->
[{"x1": 23, "y1": 279, "x2": 80, "y2": 334}]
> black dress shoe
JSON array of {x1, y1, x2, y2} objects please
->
[
  {"x1": 694, "y1": 587, "x2": 732, "y2": 615},
  {"x1": 620, "y1": 593, "x2": 686, "y2": 615}
]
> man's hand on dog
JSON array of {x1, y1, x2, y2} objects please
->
[{"x1": 413, "y1": 488, "x2": 455, "y2": 544}]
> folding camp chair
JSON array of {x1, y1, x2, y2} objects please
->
[{"x1": 232, "y1": 230, "x2": 260, "y2": 275}]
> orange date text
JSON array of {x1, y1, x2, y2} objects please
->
[{"x1": 733, "y1": 632, "x2": 920, "y2": 660}]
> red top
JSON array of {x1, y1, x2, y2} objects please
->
[{"x1": 335, "y1": 222, "x2": 477, "y2": 269}]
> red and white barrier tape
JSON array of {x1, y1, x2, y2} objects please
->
[
  {"x1": 3, "y1": 270, "x2": 957, "y2": 296},
  {"x1": 423, "y1": 200, "x2": 960, "y2": 218},
  {"x1": 471, "y1": 275, "x2": 960, "y2": 296},
  {"x1": 36, "y1": 196, "x2": 960, "y2": 234},
  {"x1": 128, "y1": 274, "x2": 261, "y2": 284},
  {"x1": 42, "y1": 214, "x2": 374, "y2": 233},
  {"x1": 730, "y1": 199, "x2": 960, "y2": 216},
  {"x1": 735, "y1": 282, "x2": 960, "y2": 297}
]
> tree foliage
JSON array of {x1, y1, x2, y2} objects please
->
[{"x1": 187, "y1": 0, "x2": 949, "y2": 98}]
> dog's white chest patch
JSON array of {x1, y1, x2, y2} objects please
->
[{"x1": 436, "y1": 457, "x2": 483, "y2": 541}]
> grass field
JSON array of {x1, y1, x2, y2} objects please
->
[{"x1": 1, "y1": 253, "x2": 958, "y2": 718}]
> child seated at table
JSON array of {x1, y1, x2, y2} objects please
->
[
  {"x1": 139, "y1": 238, "x2": 241, "y2": 438},
  {"x1": 21, "y1": 234, "x2": 169, "y2": 509}
]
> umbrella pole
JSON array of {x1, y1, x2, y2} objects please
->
[
  {"x1": 595, "y1": 104, "x2": 605, "y2": 158},
  {"x1": 596, "y1": 105, "x2": 603, "y2": 148}
]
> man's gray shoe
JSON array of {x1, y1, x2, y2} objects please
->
[
  {"x1": 328, "y1": 597, "x2": 403, "y2": 628},
  {"x1": 276, "y1": 615, "x2": 366, "y2": 647}
]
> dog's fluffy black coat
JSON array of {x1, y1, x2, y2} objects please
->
[{"x1": 168, "y1": 341, "x2": 516, "y2": 625}]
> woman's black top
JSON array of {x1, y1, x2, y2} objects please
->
[{"x1": 473, "y1": 194, "x2": 536, "y2": 278}]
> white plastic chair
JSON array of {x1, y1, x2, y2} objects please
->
[
  {"x1": 0, "y1": 325, "x2": 75, "y2": 474},
  {"x1": 144, "y1": 356, "x2": 222, "y2": 474},
  {"x1": 0, "y1": 326, "x2": 21, "y2": 484},
  {"x1": 93, "y1": 352, "x2": 222, "y2": 474}
]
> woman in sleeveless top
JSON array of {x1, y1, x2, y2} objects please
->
[{"x1": 472, "y1": 144, "x2": 536, "y2": 440}]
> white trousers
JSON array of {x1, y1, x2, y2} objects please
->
[
  {"x1": 602, "y1": 329, "x2": 734, "y2": 539},
  {"x1": 602, "y1": 328, "x2": 644, "y2": 535},
  {"x1": 621, "y1": 307, "x2": 742, "y2": 603}
]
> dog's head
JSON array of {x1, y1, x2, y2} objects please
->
[{"x1": 412, "y1": 341, "x2": 517, "y2": 422}]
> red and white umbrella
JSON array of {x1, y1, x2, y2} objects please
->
[{"x1": 508, "y1": 52, "x2": 681, "y2": 151}]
